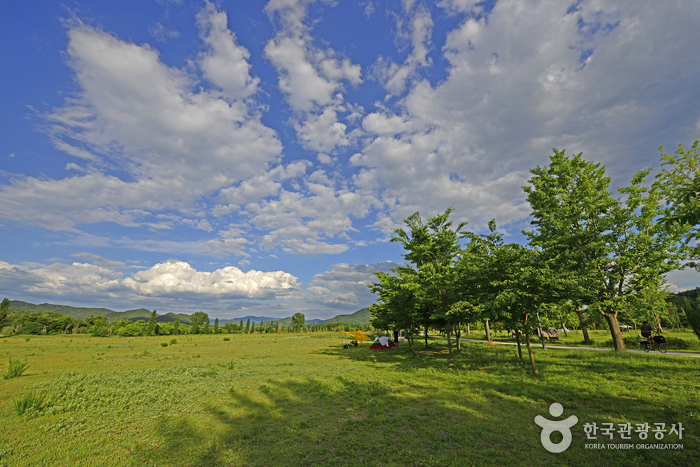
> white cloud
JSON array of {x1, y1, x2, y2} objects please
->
[
  {"x1": 307, "y1": 261, "x2": 397, "y2": 306},
  {"x1": 197, "y1": 1, "x2": 259, "y2": 100},
  {"x1": 0, "y1": 259, "x2": 300, "y2": 305},
  {"x1": 264, "y1": 0, "x2": 362, "y2": 156},
  {"x1": 0, "y1": 18, "x2": 282, "y2": 232},
  {"x1": 372, "y1": 7, "x2": 433, "y2": 95},
  {"x1": 148, "y1": 22, "x2": 180, "y2": 42},
  {"x1": 123, "y1": 260, "x2": 298, "y2": 299},
  {"x1": 71, "y1": 252, "x2": 125, "y2": 268},
  {"x1": 353, "y1": 0, "x2": 700, "y2": 231}
]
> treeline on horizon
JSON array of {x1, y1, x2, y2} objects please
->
[
  {"x1": 0, "y1": 300, "x2": 371, "y2": 337},
  {"x1": 368, "y1": 142, "x2": 700, "y2": 374}
]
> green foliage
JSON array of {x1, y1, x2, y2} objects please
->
[
  {"x1": 686, "y1": 306, "x2": 700, "y2": 340},
  {"x1": 14, "y1": 391, "x2": 46, "y2": 417},
  {"x1": 115, "y1": 323, "x2": 143, "y2": 337},
  {"x1": 214, "y1": 318, "x2": 219, "y2": 334},
  {"x1": 0, "y1": 297, "x2": 9, "y2": 331},
  {"x1": 223, "y1": 337, "x2": 230, "y2": 341},
  {"x1": 3, "y1": 357, "x2": 30, "y2": 379},
  {"x1": 146, "y1": 310, "x2": 157, "y2": 336},
  {"x1": 191, "y1": 311, "x2": 209, "y2": 334},
  {"x1": 291, "y1": 313, "x2": 305, "y2": 331},
  {"x1": 160, "y1": 343, "x2": 168, "y2": 347},
  {"x1": 173, "y1": 316, "x2": 180, "y2": 335},
  {"x1": 524, "y1": 148, "x2": 686, "y2": 351},
  {"x1": 656, "y1": 140, "x2": 700, "y2": 233},
  {"x1": 170, "y1": 338, "x2": 177, "y2": 345}
]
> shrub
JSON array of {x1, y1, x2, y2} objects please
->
[
  {"x1": 91, "y1": 326, "x2": 110, "y2": 337},
  {"x1": 116, "y1": 323, "x2": 143, "y2": 337},
  {"x1": 14, "y1": 391, "x2": 46, "y2": 416},
  {"x1": 161, "y1": 343, "x2": 168, "y2": 347},
  {"x1": 223, "y1": 337, "x2": 230, "y2": 341},
  {"x1": 3, "y1": 357, "x2": 30, "y2": 379},
  {"x1": 170, "y1": 338, "x2": 177, "y2": 345}
]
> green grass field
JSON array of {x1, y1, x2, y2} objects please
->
[{"x1": 1, "y1": 333, "x2": 699, "y2": 466}]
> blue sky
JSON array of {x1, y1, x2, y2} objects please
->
[{"x1": 1, "y1": 0, "x2": 699, "y2": 319}]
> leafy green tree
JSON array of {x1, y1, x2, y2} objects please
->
[
  {"x1": 655, "y1": 140, "x2": 700, "y2": 236},
  {"x1": 1, "y1": 298, "x2": 12, "y2": 332},
  {"x1": 526, "y1": 149, "x2": 686, "y2": 351},
  {"x1": 191, "y1": 311, "x2": 209, "y2": 335},
  {"x1": 214, "y1": 318, "x2": 219, "y2": 334},
  {"x1": 291, "y1": 313, "x2": 305, "y2": 332},
  {"x1": 173, "y1": 316, "x2": 180, "y2": 335},
  {"x1": 391, "y1": 208, "x2": 466, "y2": 363},
  {"x1": 146, "y1": 310, "x2": 157, "y2": 336},
  {"x1": 488, "y1": 244, "x2": 566, "y2": 374},
  {"x1": 203, "y1": 320, "x2": 210, "y2": 335},
  {"x1": 245, "y1": 319, "x2": 250, "y2": 333}
]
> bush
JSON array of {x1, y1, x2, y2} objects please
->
[
  {"x1": 170, "y1": 338, "x2": 177, "y2": 345},
  {"x1": 16, "y1": 321, "x2": 42, "y2": 335},
  {"x1": 161, "y1": 342, "x2": 168, "y2": 347},
  {"x1": 223, "y1": 337, "x2": 230, "y2": 341},
  {"x1": 14, "y1": 391, "x2": 46, "y2": 416},
  {"x1": 3, "y1": 357, "x2": 30, "y2": 379},
  {"x1": 91, "y1": 326, "x2": 110, "y2": 337},
  {"x1": 116, "y1": 323, "x2": 143, "y2": 337}
]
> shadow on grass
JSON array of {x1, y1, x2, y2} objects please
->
[{"x1": 129, "y1": 342, "x2": 699, "y2": 466}]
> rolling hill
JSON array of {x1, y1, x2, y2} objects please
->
[{"x1": 7, "y1": 300, "x2": 370, "y2": 326}]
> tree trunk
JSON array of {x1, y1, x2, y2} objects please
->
[
  {"x1": 446, "y1": 323, "x2": 453, "y2": 365},
  {"x1": 575, "y1": 301, "x2": 591, "y2": 342},
  {"x1": 515, "y1": 329, "x2": 523, "y2": 361},
  {"x1": 455, "y1": 323, "x2": 461, "y2": 354},
  {"x1": 424, "y1": 323, "x2": 429, "y2": 348},
  {"x1": 603, "y1": 312, "x2": 626, "y2": 352},
  {"x1": 560, "y1": 319, "x2": 569, "y2": 337},
  {"x1": 484, "y1": 320, "x2": 492, "y2": 343},
  {"x1": 525, "y1": 333, "x2": 538, "y2": 375},
  {"x1": 467, "y1": 324, "x2": 470, "y2": 335}
]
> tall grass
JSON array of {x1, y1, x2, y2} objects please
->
[
  {"x1": 2, "y1": 357, "x2": 30, "y2": 379},
  {"x1": 14, "y1": 391, "x2": 46, "y2": 416}
]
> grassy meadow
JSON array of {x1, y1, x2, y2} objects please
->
[{"x1": 0, "y1": 332, "x2": 699, "y2": 466}]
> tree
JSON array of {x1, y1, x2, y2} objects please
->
[
  {"x1": 655, "y1": 140, "x2": 700, "y2": 236},
  {"x1": 146, "y1": 310, "x2": 157, "y2": 336},
  {"x1": 391, "y1": 208, "x2": 466, "y2": 364},
  {"x1": 173, "y1": 316, "x2": 180, "y2": 335},
  {"x1": 214, "y1": 318, "x2": 219, "y2": 334},
  {"x1": 191, "y1": 311, "x2": 209, "y2": 335},
  {"x1": 0, "y1": 298, "x2": 9, "y2": 332},
  {"x1": 488, "y1": 244, "x2": 566, "y2": 374},
  {"x1": 291, "y1": 313, "x2": 305, "y2": 332},
  {"x1": 526, "y1": 149, "x2": 686, "y2": 351}
]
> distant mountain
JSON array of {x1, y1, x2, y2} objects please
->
[
  {"x1": 319, "y1": 308, "x2": 370, "y2": 326},
  {"x1": 7, "y1": 300, "x2": 370, "y2": 326},
  {"x1": 8, "y1": 301, "x2": 192, "y2": 324}
]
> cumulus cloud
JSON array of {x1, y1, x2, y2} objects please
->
[
  {"x1": 307, "y1": 261, "x2": 397, "y2": 306},
  {"x1": 0, "y1": 259, "x2": 300, "y2": 307},
  {"x1": 264, "y1": 0, "x2": 362, "y2": 156},
  {"x1": 353, "y1": 0, "x2": 700, "y2": 231},
  {"x1": 372, "y1": 7, "x2": 433, "y2": 95},
  {"x1": 124, "y1": 260, "x2": 299, "y2": 299},
  {"x1": 0, "y1": 15, "x2": 281, "y2": 232}
]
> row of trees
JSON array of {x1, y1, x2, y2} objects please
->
[
  {"x1": 0, "y1": 304, "x2": 371, "y2": 337},
  {"x1": 369, "y1": 142, "x2": 700, "y2": 374}
]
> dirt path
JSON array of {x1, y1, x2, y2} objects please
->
[{"x1": 430, "y1": 336, "x2": 700, "y2": 358}]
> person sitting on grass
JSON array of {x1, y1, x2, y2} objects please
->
[{"x1": 640, "y1": 321, "x2": 654, "y2": 343}]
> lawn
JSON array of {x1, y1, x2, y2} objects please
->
[{"x1": 0, "y1": 333, "x2": 698, "y2": 466}]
